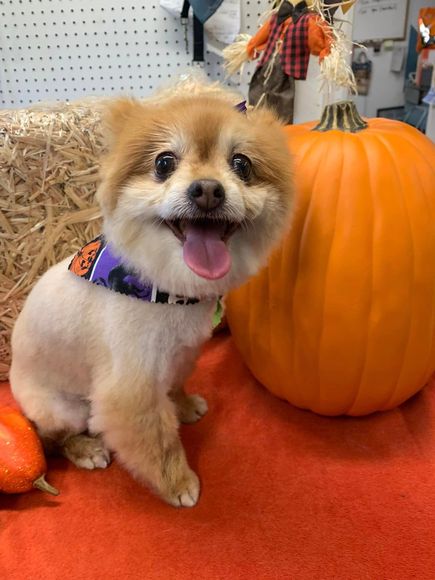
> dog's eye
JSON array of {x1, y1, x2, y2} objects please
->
[
  {"x1": 155, "y1": 152, "x2": 177, "y2": 179},
  {"x1": 231, "y1": 154, "x2": 252, "y2": 181}
]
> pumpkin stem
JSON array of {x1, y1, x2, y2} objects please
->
[
  {"x1": 33, "y1": 474, "x2": 59, "y2": 496},
  {"x1": 313, "y1": 101, "x2": 368, "y2": 133}
]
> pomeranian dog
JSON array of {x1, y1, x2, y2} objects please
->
[{"x1": 10, "y1": 83, "x2": 293, "y2": 507}]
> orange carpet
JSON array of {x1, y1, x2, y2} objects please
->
[{"x1": 1, "y1": 334, "x2": 435, "y2": 579}]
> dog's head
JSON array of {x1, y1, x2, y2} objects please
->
[{"x1": 97, "y1": 90, "x2": 293, "y2": 298}]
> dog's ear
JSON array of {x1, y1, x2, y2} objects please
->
[
  {"x1": 243, "y1": 106, "x2": 293, "y2": 207},
  {"x1": 102, "y1": 98, "x2": 142, "y2": 146},
  {"x1": 98, "y1": 98, "x2": 155, "y2": 212}
]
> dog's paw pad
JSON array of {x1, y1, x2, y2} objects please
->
[
  {"x1": 178, "y1": 394, "x2": 208, "y2": 424},
  {"x1": 62, "y1": 435, "x2": 111, "y2": 470}
]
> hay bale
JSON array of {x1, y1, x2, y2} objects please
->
[{"x1": 0, "y1": 102, "x2": 105, "y2": 380}]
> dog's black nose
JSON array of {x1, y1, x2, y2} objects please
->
[{"x1": 187, "y1": 179, "x2": 225, "y2": 212}]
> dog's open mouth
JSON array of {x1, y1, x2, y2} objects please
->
[{"x1": 164, "y1": 218, "x2": 240, "y2": 281}]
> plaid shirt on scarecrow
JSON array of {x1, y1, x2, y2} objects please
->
[
  {"x1": 258, "y1": 11, "x2": 311, "y2": 80},
  {"x1": 248, "y1": 1, "x2": 331, "y2": 82}
]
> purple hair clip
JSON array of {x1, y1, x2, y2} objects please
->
[{"x1": 235, "y1": 100, "x2": 247, "y2": 114}]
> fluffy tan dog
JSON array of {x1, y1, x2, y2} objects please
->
[{"x1": 10, "y1": 85, "x2": 293, "y2": 507}]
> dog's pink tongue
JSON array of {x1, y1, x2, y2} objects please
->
[{"x1": 182, "y1": 223, "x2": 231, "y2": 280}]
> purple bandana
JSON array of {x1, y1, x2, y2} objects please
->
[{"x1": 68, "y1": 236, "x2": 200, "y2": 305}]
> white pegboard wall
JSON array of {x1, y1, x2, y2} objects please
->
[{"x1": 0, "y1": 0, "x2": 269, "y2": 109}]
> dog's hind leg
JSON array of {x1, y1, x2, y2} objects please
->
[
  {"x1": 10, "y1": 362, "x2": 109, "y2": 468},
  {"x1": 61, "y1": 433, "x2": 111, "y2": 469},
  {"x1": 170, "y1": 386, "x2": 208, "y2": 424}
]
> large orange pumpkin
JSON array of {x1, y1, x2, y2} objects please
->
[{"x1": 227, "y1": 101, "x2": 435, "y2": 416}]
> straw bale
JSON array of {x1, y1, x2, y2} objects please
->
[{"x1": 0, "y1": 101, "x2": 105, "y2": 379}]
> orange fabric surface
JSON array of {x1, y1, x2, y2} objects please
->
[{"x1": 1, "y1": 334, "x2": 435, "y2": 579}]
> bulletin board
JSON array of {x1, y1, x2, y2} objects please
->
[{"x1": 352, "y1": 0, "x2": 408, "y2": 42}]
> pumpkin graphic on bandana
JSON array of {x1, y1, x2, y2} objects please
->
[{"x1": 69, "y1": 238, "x2": 102, "y2": 277}]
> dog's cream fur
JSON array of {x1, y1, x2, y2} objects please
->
[{"x1": 10, "y1": 86, "x2": 293, "y2": 507}]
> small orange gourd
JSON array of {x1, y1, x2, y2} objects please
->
[
  {"x1": 227, "y1": 101, "x2": 435, "y2": 416},
  {"x1": 0, "y1": 406, "x2": 59, "y2": 495}
]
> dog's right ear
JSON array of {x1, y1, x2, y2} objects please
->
[
  {"x1": 102, "y1": 98, "x2": 142, "y2": 146},
  {"x1": 98, "y1": 98, "x2": 152, "y2": 213}
]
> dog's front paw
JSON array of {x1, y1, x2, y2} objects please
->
[
  {"x1": 177, "y1": 394, "x2": 208, "y2": 424},
  {"x1": 62, "y1": 434, "x2": 111, "y2": 470},
  {"x1": 162, "y1": 468, "x2": 200, "y2": 508}
]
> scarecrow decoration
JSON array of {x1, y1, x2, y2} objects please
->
[{"x1": 223, "y1": 0, "x2": 355, "y2": 124}]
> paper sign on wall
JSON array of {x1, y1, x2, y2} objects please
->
[
  {"x1": 160, "y1": 0, "x2": 240, "y2": 45},
  {"x1": 352, "y1": 0, "x2": 408, "y2": 42}
]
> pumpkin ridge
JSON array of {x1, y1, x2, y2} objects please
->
[
  {"x1": 391, "y1": 132, "x2": 435, "y2": 180},
  {"x1": 267, "y1": 252, "x2": 274, "y2": 377},
  {"x1": 317, "y1": 132, "x2": 345, "y2": 411},
  {"x1": 397, "y1": 134, "x2": 435, "y2": 390},
  {"x1": 293, "y1": 134, "x2": 330, "y2": 407},
  {"x1": 246, "y1": 281, "x2": 252, "y2": 366},
  {"x1": 374, "y1": 133, "x2": 416, "y2": 410},
  {"x1": 371, "y1": 118, "x2": 430, "y2": 140},
  {"x1": 346, "y1": 136, "x2": 376, "y2": 415},
  {"x1": 384, "y1": 132, "x2": 435, "y2": 396},
  {"x1": 289, "y1": 134, "x2": 321, "y2": 400},
  {"x1": 279, "y1": 209, "x2": 291, "y2": 381},
  {"x1": 249, "y1": 272, "x2": 253, "y2": 366},
  {"x1": 413, "y1": 243, "x2": 435, "y2": 389},
  {"x1": 394, "y1": 130, "x2": 435, "y2": 392}
]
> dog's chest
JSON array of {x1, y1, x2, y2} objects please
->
[{"x1": 102, "y1": 295, "x2": 215, "y2": 387}]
